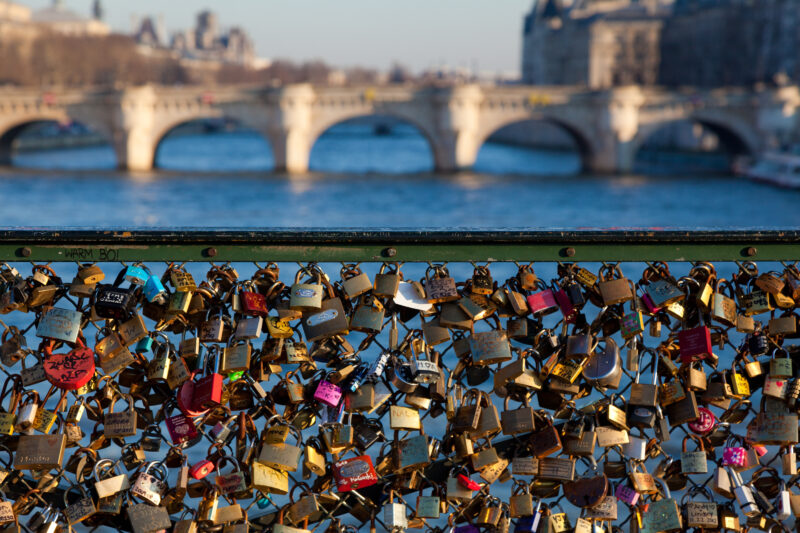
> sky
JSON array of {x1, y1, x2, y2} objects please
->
[{"x1": 18, "y1": 0, "x2": 534, "y2": 74}]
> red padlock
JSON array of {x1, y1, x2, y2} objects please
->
[
  {"x1": 177, "y1": 379, "x2": 206, "y2": 418},
  {"x1": 457, "y1": 474, "x2": 481, "y2": 491},
  {"x1": 191, "y1": 346, "x2": 223, "y2": 411},
  {"x1": 42, "y1": 336, "x2": 95, "y2": 390},
  {"x1": 189, "y1": 459, "x2": 215, "y2": 480},
  {"x1": 239, "y1": 281, "x2": 268, "y2": 317}
]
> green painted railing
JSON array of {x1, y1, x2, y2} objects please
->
[{"x1": 0, "y1": 229, "x2": 798, "y2": 262}]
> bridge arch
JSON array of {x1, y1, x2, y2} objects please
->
[
  {"x1": 472, "y1": 114, "x2": 597, "y2": 173},
  {"x1": 151, "y1": 114, "x2": 275, "y2": 171},
  {"x1": 307, "y1": 113, "x2": 439, "y2": 173},
  {"x1": 0, "y1": 115, "x2": 115, "y2": 168},
  {"x1": 630, "y1": 112, "x2": 760, "y2": 173}
]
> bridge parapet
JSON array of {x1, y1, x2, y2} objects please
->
[{"x1": 0, "y1": 83, "x2": 796, "y2": 173}]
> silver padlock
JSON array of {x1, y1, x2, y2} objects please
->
[
  {"x1": 410, "y1": 342, "x2": 440, "y2": 384},
  {"x1": 38, "y1": 507, "x2": 63, "y2": 533},
  {"x1": 130, "y1": 461, "x2": 168, "y2": 506},
  {"x1": 777, "y1": 481, "x2": 792, "y2": 521},
  {"x1": 383, "y1": 490, "x2": 407, "y2": 531},
  {"x1": 15, "y1": 390, "x2": 38, "y2": 432},
  {"x1": 727, "y1": 466, "x2": 758, "y2": 517},
  {"x1": 622, "y1": 435, "x2": 647, "y2": 461},
  {"x1": 210, "y1": 415, "x2": 237, "y2": 444}
]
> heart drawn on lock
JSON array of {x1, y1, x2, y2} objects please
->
[{"x1": 43, "y1": 342, "x2": 95, "y2": 390}]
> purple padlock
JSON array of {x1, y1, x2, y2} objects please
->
[
  {"x1": 314, "y1": 379, "x2": 342, "y2": 407},
  {"x1": 615, "y1": 484, "x2": 639, "y2": 506}
]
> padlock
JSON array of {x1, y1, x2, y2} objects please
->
[
  {"x1": 597, "y1": 265, "x2": 633, "y2": 305},
  {"x1": 340, "y1": 264, "x2": 372, "y2": 299},
  {"x1": 727, "y1": 466, "x2": 759, "y2": 517},
  {"x1": 15, "y1": 389, "x2": 38, "y2": 432},
  {"x1": 103, "y1": 393, "x2": 138, "y2": 438},
  {"x1": 258, "y1": 421, "x2": 302, "y2": 472},
  {"x1": 130, "y1": 461, "x2": 168, "y2": 506},
  {"x1": 373, "y1": 262, "x2": 401, "y2": 297},
  {"x1": 191, "y1": 345, "x2": 224, "y2": 411},
  {"x1": 94, "y1": 458, "x2": 130, "y2": 498},
  {"x1": 63, "y1": 481, "x2": 96, "y2": 526},
  {"x1": 424, "y1": 265, "x2": 458, "y2": 304},
  {"x1": 680, "y1": 434, "x2": 708, "y2": 474}
]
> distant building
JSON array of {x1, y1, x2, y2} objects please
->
[
  {"x1": 32, "y1": 0, "x2": 110, "y2": 36},
  {"x1": 522, "y1": 0, "x2": 800, "y2": 88},
  {"x1": 660, "y1": 0, "x2": 800, "y2": 87},
  {"x1": 522, "y1": 0, "x2": 673, "y2": 88},
  {"x1": 0, "y1": 0, "x2": 31, "y2": 23},
  {"x1": 134, "y1": 10, "x2": 259, "y2": 69},
  {"x1": 133, "y1": 17, "x2": 160, "y2": 47}
]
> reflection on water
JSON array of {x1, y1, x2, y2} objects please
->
[{"x1": 3, "y1": 127, "x2": 800, "y2": 229}]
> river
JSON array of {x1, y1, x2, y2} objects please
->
[{"x1": 3, "y1": 124, "x2": 799, "y2": 228}]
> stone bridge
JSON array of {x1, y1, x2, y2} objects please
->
[{"x1": 1, "y1": 83, "x2": 799, "y2": 173}]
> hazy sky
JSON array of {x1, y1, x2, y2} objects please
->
[{"x1": 18, "y1": 0, "x2": 534, "y2": 74}]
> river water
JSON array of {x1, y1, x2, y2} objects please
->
[{"x1": 3, "y1": 124, "x2": 799, "y2": 228}]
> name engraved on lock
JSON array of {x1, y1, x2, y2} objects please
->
[
  {"x1": 217, "y1": 472, "x2": 246, "y2": 494},
  {"x1": 36, "y1": 307, "x2": 82, "y2": 342},
  {"x1": 131, "y1": 474, "x2": 165, "y2": 505},
  {"x1": 747, "y1": 412, "x2": 799, "y2": 443},
  {"x1": 65, "y1": 498, "x2": 95, "y2": 524},
  {"x1": 104, "y1": 412, "x2": 136, "y2": 436},
  {"x1": 98, "y1": 292, "x2": 126, "y2": 305},
  {"x1": 21, "y1": 364, "x2": 46, "y2": 386},
  {"x1": 333, "y1": 456, "x2": 377, "y2": 491},
  {"x1": 294, "y1": 288, "x2": 316, "y2": 298},
  {"x1": 62, "y1": 248, "x2": 119, "y2": 261},
  {"x1": 687, "y1": 503, "x2": 718, "y2": 527},
  {"x1": 306, "y1": 309, "x2": 338, "y2": 326},
  {"x1": 0, "y1": 502, "x2": 12, "y2": 524}
]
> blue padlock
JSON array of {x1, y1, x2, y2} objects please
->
[
  {"x1": 135, "y1": 335, "x2": 154, "y2": 353},
  {"x1": 124, "y1": 264, "x2": 149, "y2": 285},
  {"x1": 143, "y1": 274, "x2": 167, "y2": 304}
]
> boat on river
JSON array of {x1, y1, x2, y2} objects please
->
[{"x1": 735, "y1": 151, "x2": 800, "y2": 188}]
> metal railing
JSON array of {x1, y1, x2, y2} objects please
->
[
  {"x1": 1, "y1": 229, "x2": 799, "y2": 262},
  {"x1": 0, "y1": 230, "x2": 796, "y2": 532}
]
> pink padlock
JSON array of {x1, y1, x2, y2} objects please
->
[
  {"x1": 616, "y1": 484, "x2": 639, "y2": 506},
  {"x1": 753, "y1": 445, "x2": 768, "y2": 457},
  {"x1": 553, "y1": 288, "x2": 576, "y2": 324},
  {"x1": 526, "y1": 281, "x2": 558, "y2": 316},
  {"x1": 723, "y1": 446, "x2": 746, "y2": 467},
  {"x1": 639, "y1": 292, "x2": 660, "y2": 314},
  {"x1": 688, "y1": 407, "x2": 716, "y2": 435},
  {"x1": 314, "y1": 379, "x2": 342, "y2": 407}
]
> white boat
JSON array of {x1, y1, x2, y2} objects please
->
[{"x1": 736, "y1": 151, "x2": 800, "y2": 188}]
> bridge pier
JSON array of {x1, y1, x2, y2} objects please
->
[
  {"x1": 270, "y1": 129, "x2": 312, "y2": 174},
  {"x1": 113, "y1": 131, "x2": 157, "y2": 172},
  {"x1": 584, "y1": 142, "x2": 636, "y2": 175}
]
